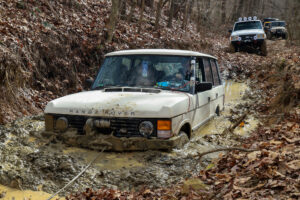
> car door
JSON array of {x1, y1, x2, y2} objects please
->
[
  {"x1": 210, "y1": 59, "x2": 224, "y2": 115},
  {"x1": 191, "y1": 57, "x2": 213, "y2": 130}
]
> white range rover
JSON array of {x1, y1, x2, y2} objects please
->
[
  {"x1": 229, "y1": 17, "x2": 267, "y2": 56},
  {"x1": 44, "y1": 49, "x2": 224, "y2": 151}
]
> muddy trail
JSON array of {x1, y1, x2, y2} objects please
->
[{"x1": 0, "y1": 39, "x2": 299, "y2": 200}]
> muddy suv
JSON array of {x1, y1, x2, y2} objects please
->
[
  {"x1": 229, "y1": 17, "x2": 267, "y2": 56},
  {"x1": 265, "y1": 21, "x2": 288, "y2": 39},
  {"x1": 44, "y1": 49, "x2": 224, "y2": 151}
]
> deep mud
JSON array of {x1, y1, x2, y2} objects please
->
[{"x1": 0, "y1": 80, "x2": 262, "y2": 198}]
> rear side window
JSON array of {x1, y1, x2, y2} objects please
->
[
  {"x1": 210, "y1": 59, "x2": 221, "y2": 86},
  {"x1": 203, "y1": 58, "x2": 213, "y2": 83}
]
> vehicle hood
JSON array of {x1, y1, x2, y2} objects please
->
[
  {"x1": 271, "y1": 27, "x2": 286, "y2": 30},
  {"x1": 45, "y1": 89, "x2": 191, "y2": 118},
  {"x1": 231, "y1": 29, "x2": 265, "y2": 36}
]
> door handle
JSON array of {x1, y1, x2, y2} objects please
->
[
  {"x1": 216, "y1": 93, "x2": 218, "y2": 98},
  {"x1": 208, "y1": 97, "x2": 211, "y2": 102}
]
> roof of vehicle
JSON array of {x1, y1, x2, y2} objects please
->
[
  {"x1": 105, "y1": 49, "x2": 217, "y2": 60},
  {"x1": 271, "y1": 20, "x2": 285, "y2": 23},
  {"x1": 235, "y1": 20, "x2": 261, "y2": 24},
  {"x1": 263, "y1": 18, "x2": 279, "y2": 22}
]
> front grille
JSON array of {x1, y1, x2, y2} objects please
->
[
  {"x1": 54, "y1": 115, "x2": 157, "y2": 137},
  {"x1": 241, "y1": 34, "x2": 255, "y2": 40}
]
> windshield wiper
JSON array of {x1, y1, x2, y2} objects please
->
[{"x1": 92, "y1": 85, "x2": 123, "y2": 90}]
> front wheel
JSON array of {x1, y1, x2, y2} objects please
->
[
  {"x1": 260, "y1": 41, "x2": 268, "y2": 56},
  {"x1": 229, "y1": 43, "x2": 236, "y2": 53},
  {"x1": 175, "y1": 131, "x2": 189, "y2": 149},
  {"x1": 283, "y1": 34, "x2": 288, "y2": 40},
  {"x1": 267, "y1": 32, "x2": 272, "y2": 40}
]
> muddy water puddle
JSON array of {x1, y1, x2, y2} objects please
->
[
  {"x1": 194, "y1": 81, "x2": 259, "y2": 137},
  {"x1": 0, "y1": 80, "x2": 260, "y2": 198},
  {"x1": 0, "y1": 184, "x2": 63, "y2": 200},
  {"x1": 63, "y1": 147, "x2": 144, "y2": 170}
]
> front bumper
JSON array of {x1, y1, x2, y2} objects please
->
[
  {"x1": 231, "y1": 39, "x2": 264, "y2": 47},
  {"x1": 43, "y1": 130, "x2": 186, "y2": 151}
]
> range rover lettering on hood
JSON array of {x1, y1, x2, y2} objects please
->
[{"x1": 69, "y1": 108, "x2": 135, "y2": 116}]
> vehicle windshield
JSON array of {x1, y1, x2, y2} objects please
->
[
  {"x1": 92, "y1": 55, "x2": 193, "y2": 92},
  {"x1": 234, "y1": 21, "x2": 262, "y2": 31},
  {"x1": 271, "y1": 21, "x2": 286, "y2": 27}
]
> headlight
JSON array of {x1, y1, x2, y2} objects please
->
[
  {"x1": 139, "y1": 121, "x2": 153, "y2": 137},
  {"x1": 230, "y1": 36, "x2": 239, "y2": 41},
  {"x1": 55, "y1": 117, "x2": 68, "y2": 132},
  {"x1": 257, "y1": 34, "x2": 265, "y2": 39}
]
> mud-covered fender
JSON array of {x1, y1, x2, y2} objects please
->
[{"x1": 172, "y1": 115, "x2": 192, "y2": 137}]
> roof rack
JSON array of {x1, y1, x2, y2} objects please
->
[{"x1": 238, "y1": 16, "x2": 258, "y2": 22}]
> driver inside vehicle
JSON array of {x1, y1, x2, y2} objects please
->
[{"x1": 129, "y1": 61, "x2": 157, "y2": 86}]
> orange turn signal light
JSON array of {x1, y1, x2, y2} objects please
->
[{"x1": 157, "y1": 120, "x2": 171, "y2": 130}]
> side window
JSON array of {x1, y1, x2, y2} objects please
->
[
  {"x1": 196, "y1": 57, "x2": 205, "y2": 82},
  {"x1": 194, "y1": 59, "x2": 201, "y2": 82},
  {"x1": 210, "y1": 59, "x2": 221, "y2": 86},
  {"x1": 203, "y1": 58, "x2": 213, "y2": 83}
]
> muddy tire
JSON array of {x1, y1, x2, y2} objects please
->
[
  {"x1": 260, "y1": 41, "x2": 268, "y2": 56},
  {"x1": 175, "y1": 131, "x2": 189, "y2": 149},
  {"x1": 229, "y1": 43, "x2": 236, "y2": 53},
  {"x1": 215, "y1": 106, "x2": 220, "y2": 116},
  {"x1": 267, "y1": 32, "x2": 272, "y2": 40}
]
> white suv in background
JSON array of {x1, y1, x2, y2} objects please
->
[{"x1": 229, "y1": 17, "x2": 267, "y2": 56}]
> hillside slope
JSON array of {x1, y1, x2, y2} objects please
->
[{"x1": 0, "y1": 0, "x2": 224, "y2": 124}]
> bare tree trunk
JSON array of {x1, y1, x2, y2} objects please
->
[
  {"x1": 196, "y1": 0, "x2": 201, "y2": 32},
  {"x1": 105, "y1": 0, "x2": 119, "y2": 43},
  {"x1": 167, "y1": 0, "x2": 175, "y2": 28},
  {"x1": 146, "y1": 0, "x2": 154, "y2": 9},
  {"x1": 138, "y1": 0, "x2": 145, "y2": 33},
  {"x1": 231, "y1": 0, "x2": 239, "y2": 22},
  {"x1": 119, "y1": 0, "x2": 126, "y2": 20},
  {"x1": 188, "y1": 0, "x2": 194, "y2": 22},
  {"x1": 155, "y1": 0, "x2": 163, "y2": 30},
  {"x1": 128, "y1": 0, "x2": 136, "y2": 22},
  {"x1": 182, "y1": 0, "x2": 189, "y2": 30},
  {"x1": 221, "y1": 0, "x2": 226, "y2": 24}
]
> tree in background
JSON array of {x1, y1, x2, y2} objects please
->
[
  {"x1": 167, "y1": 0, "x2": 175, "y2": 28},
  {"x1": 105, "y1": 0, "x2": 119, "y2": 43},
  {"x1": 138, "y1": 0, "x2": 145, "y2": 33},
  {"x1": 128, "y1": 0, "x2": 136, "y2": 23}
]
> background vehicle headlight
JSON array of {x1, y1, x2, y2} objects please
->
[
  {"x1": 139, "y1": 121, "x2": 153, "y2": 137},
  {"x1": 256, "y1": 34, "x2": 265, "y2": 39},
  {"x1": 230, "y1": 36, "x2": 239, "y2": 41},
  {"x1": 55, "y1": 117, "x2": 68, "y2": 132}
]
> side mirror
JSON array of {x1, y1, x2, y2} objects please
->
[
  {"x1": 85, "y1": 78, "x2": 94, "y2": 89},
  {"x1": 195, "y1": 82, "x2": 212, "y2": 93},
  {"x1": 228, "y1": 30, "x2": 232, "y2": 33}
]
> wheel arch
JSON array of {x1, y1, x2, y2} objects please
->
[{"x1": 179, "y1": 123, "x2": 192, "y2": 139}]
